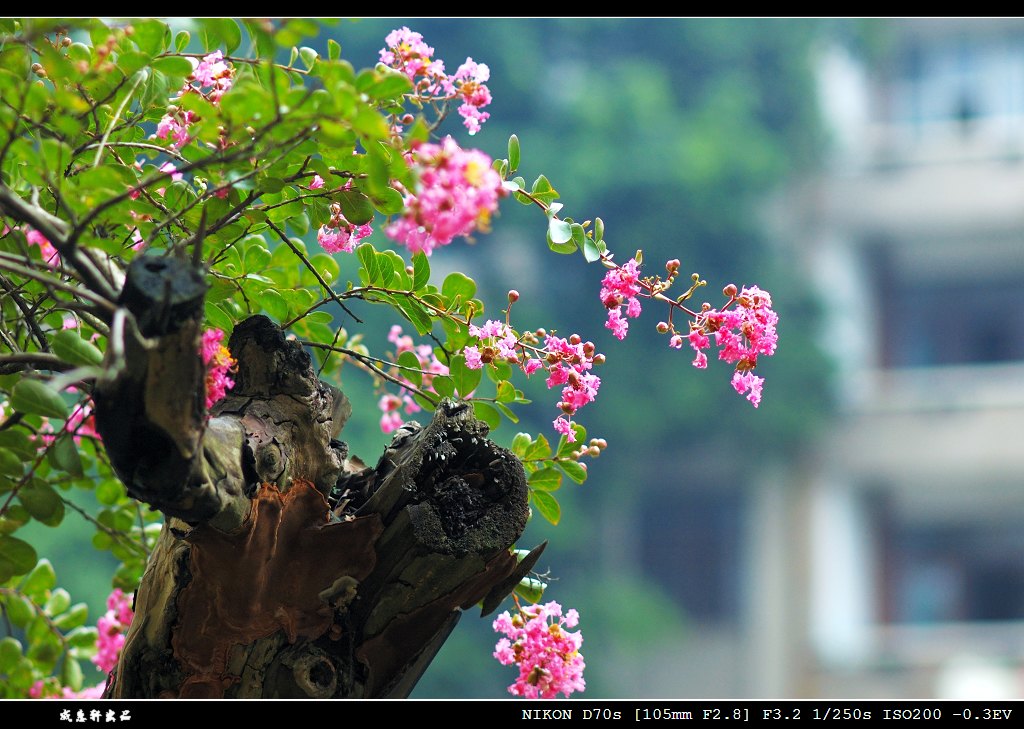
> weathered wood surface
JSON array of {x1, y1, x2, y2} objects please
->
[{"x1": 92, "y1": 256, "x2": 532, "y2": 698}]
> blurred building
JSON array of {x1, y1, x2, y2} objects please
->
[{"x1": 774, "y1": 19, "x2": 1024, "y2": 698}]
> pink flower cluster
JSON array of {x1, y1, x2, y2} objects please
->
[
  {"x1": 317, "y1": 200, "x2": 373, "y2": 255},
  {"x1": 377, "y1": 325, "x2": 448, "y2": 433},
  {"x1": 543, "y1": 334, "x2": 601, "y2": 442},
  {"x1": 385, "y1": 137, "x2": 504, "y2": 256},
  {"x1": 379, "y1": 28, "x2": 493, "y2": 135},
  {"x1": 688, "y1": 285, "x2": 778, "y2": 408},
  {"x1": 93, "y1": 588, "x2": 133, "y2": 674},
  {"x1": 464, "y1": 319, "x2": 533, "y2": 371},
  {"x1": 600, "y1": 257, "x2": 643, "y2": 341},
  {"x1": 201, "y1": 328, "x2": 236, "y2": 409},
  {"x1": 450, "y1": 58, "x2": 492, "y2": 135},
  {"x1": 156, "y1": 51, "x2": 235, "y2": 149},
  {"x1": 493, "y1": 601, "x2": 585, "y2": 699}
]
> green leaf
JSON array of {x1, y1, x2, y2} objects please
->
[
  {"x1": 299, "y1": 46, "x2": 318, "y2": 70},
  {"x1": 368, "y1": 186, "x2": 405, "y2": 215},
  {"x1": 95, "y1": 480, "x2": 124, "y2": 506},
  {"x1": 496, "y1": 380, "x2": 516, "y2": 403},
  {"x1": 473, "y1": 401, "x2": 501, "y2": 430},
  {"x1": 0, "y1": 448, "x2": 22, "y2": 478},
  {"x1": 531, "y1": 490, "x2": 561, "y2": 525},
  {"x1": 524, "y1": 434, "x2": 551, "y2": 461},
  {"x1": 4, "y1": 592, "x2": 33, "y2": 627},
  {"x1": 60, "y1": 657, "x2": 84, "y2": 692},
  {"x1": 557, "y1": 423, "x2": 587, "y2": 457},
  {"x1": 336, "y1": 188, "x2": 375, "y2": 226},
  {"x1": 47, "y1": 434, "x2": 83, "y2": 478},
  {"x1": 494, "y1": 401, "x2": 519, "y2": 423},
  {"x1": 51, "y1": 330, "x2": 103, "y2": 367},
  {"x1": 356, "y1": 243, "x2": 380, "y2": 285},
  {"x1": 11, "y1": 379, "x2": 67, "y2": 419},
  {"x1": 511, "y1": 433, "x2": 531, "y2": 458},
  {"x1": 53, "y1": 603, "x2": 88, "y2": 631},
  {"x1": 0, "y1": 637, "x2": 22, "y2": 673},
  {"x1": 514, "y1": 577, "x2": 547, "y2": 604},
  {"x1": 65, "y1": 626, "x2": 98, "y2": 648},
  {"x1": 198, "y1": 18, "x2": 241, "y2": 54},
  {"x1": 396, "y1": 350, "x2": 423, "y2": 388},
  {"x1": 431, "y1": 375, "x2": 455, "y2": 399},
  {"x1": 449, "y1": 355, "x2": 481, "y2": 398},
  {"x1": 441, "y1": 272, "x2": 477, "y2": 306},
  {"x1": 0, "y1": 431, "x2": 32, "y2": 459},
  {"x1": 594, "y1": 216, "x2": 605, "y2": 243},
  {"x1": 18, "y1": 482, "x2": 63, "y2": 525},
  {"x1": 508, "y1": 134, "x2": 520, "y2": 172},
  {"x1": 558, "y1": 459, "x2": 588, "y2": 484},
  {"x1": 44, "y1": 588, "x2": 70, "y2": 616},
  {"x1": 0, "y1": 536, "x2": 38, "y2": 580},
  {"x1": 133, "y1": 19, "x2": 170, "y2": 55},
  {"x1": 174, "y1": 30, "x2": 191, "y2": 53},
  {"x1": 583, "y1": 237, "x2": 602, "y2": 263},
  {"x1": 151, "y1": 56, "x2": 194, "y2": 77},
  {"x1": 328, "y1": 39, "x2": 341, "y2": 61},
  {"x1": 396, "y1": 296, "x2": 432, "y2": 336},
  {"x1": 548, "y1": 217, "x2": 572, "y2": 245},
  {"x1": 258, "y1": 290, "x2": 288, "y2": 322},
  {"x1": 21, "y1": 557, "x2": 55, "y2": 597},
  {"x1": 528, "y1": 468, "x2": 562, "y2": 492},
  {"x1": 411, "y1": 252, "x2": 430, "y2": 290}
]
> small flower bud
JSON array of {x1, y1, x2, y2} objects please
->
[
  {"x1": 405, "y1": 265, "x2": 414, "y2": 275},
  {"x1": 31, "y1": 63, "x2": 46, "y2": 77},
  {"x1": 656, "y1": 321, "x2": 669, "y2": 333},
  {"x1": 723, "y1": 283, "x2": 738, "y2": 297},
  {"x1": 582, "y1": 341, "x2": 595, "y2": 357},
  {"x1": 560, "y1": 402, "x2": 574, "y2": 414},
  {"x1": 569, "y1": 334, "x2": 581, "y2": 345},
  {"x1": 588, "y1": 446, "x2": 601, "y2": 457},
  {"x1": 535, "y1": 328, "x2": 547, "y2": 338},
  {"x1": 592, "y1": 354, "x2": 606, "y2": 365},
  {"x1": 401, "y1": 113, "x2": 415, "y2": 125},
  {"x1": 507, "y1": 289, "x2": 519, "y2": 303},
  {"x1": 61, "y1": 37, "x2": 72, "y2": 47},
  {"x1": 666, "y1": 258, "x2": 680, "y2": 273}
]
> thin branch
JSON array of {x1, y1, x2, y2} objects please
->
[
  {"x1": 0, "y1": 184, "x2": 118, "y2": 302},
  {"x1": 265, "y1": 219, "x2": 362, "y2": 325},
  {"x1": 0, "y1": 352, "x2": 72, "y2": 374},
  {"x1": 0, "y1": 252, "x2": 118, "y2": 313},
  {"x1": 301, "y1": 340, "x2": 438, "y2": 406}
]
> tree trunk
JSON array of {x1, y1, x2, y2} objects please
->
[{"x1": 92, "y1": 256, "x2": 533, "y2": 698}]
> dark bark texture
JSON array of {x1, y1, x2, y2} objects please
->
[{"x1": 92, "y1": 256, "x2": 533, "y2": 698}]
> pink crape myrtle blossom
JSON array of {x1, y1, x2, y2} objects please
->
[
  {"x1": 493, "y1": 600, "x2": 585, "y2": 699},
  {"x1": 309, "y1": 174, "x2": 325, "y2": 190},
  {"x1": 379, "y1": 29, "x2": 493, "y2": 135},
  {"x1": 379, "y1": 27, "x2": 446, "y2": 92},
  {"x1": 386, "y1": 137, "x2": 505, "y2": 256},
  {"x1": 29, "y1": 588, "x2": 133, "y2": 699},
  {"x1": 201, "y1": 328, "x2": 236, "y2": 409},
  {"x1": 686, "y1": 284, "x2": 778, "y2": 407},
  {"x1": 599, "y1": 257, "x2": 642, "y2": 341},
  {"x1": 376, "y1": 325, "x2": 449, "y2": 433},
  {"x1": 154, "y1": 51, "x2": 235, "y2": 149},
  {"x1": 464, "y1": 319, "x2": 519, "y2": 370},
  {"x1": 318, "y1": 199, "x2": 373, "y2": 254},
  {"x1": 94, "y1": 588, "x2": 133, "y2": 674},
  {"x1": 451, "y1": 58, "x2": 492, "y2": 135},
  {"x1": 24, "y1": 227, "x2": 60, "y2": 268}
]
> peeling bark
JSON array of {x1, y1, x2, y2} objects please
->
[{"x1": 93, "y1": 256, "x2": 531, "y2": 698}]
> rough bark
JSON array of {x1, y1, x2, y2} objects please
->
[{"x1": 92, "y1": 256, "x2": 533, "y2": 698}]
